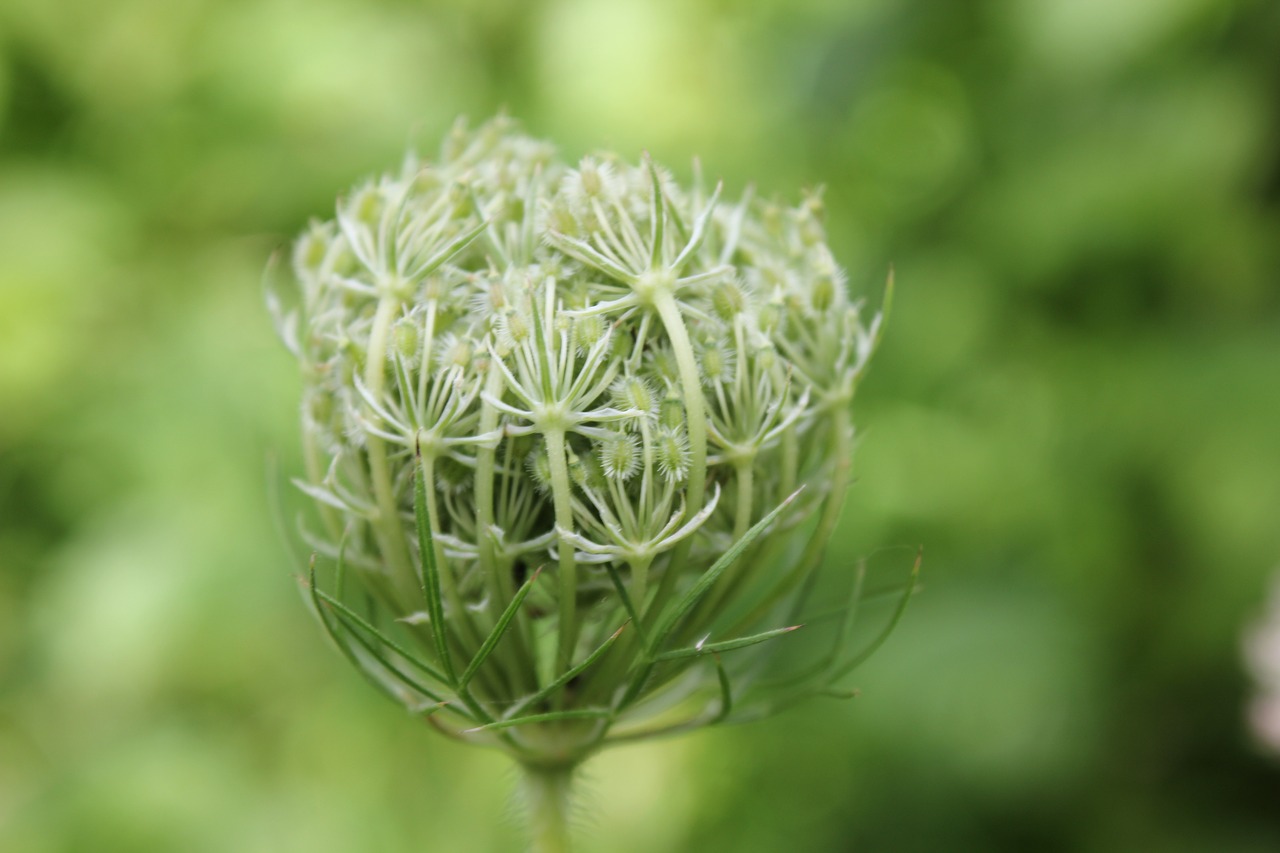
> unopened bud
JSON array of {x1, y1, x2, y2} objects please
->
[
  {"x1": 597, "y1": 431, "x2": 639, "y2": 481},
  {"x1": 393, "y1": 319, "x2": 419, "y2": 359},
  {"x1": 654, "y1": 427, "x2": 690, "y2": 483}
]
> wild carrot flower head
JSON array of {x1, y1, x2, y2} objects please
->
[{"x1": 272, "y1": 116, "x2": 900, "y2": 768}]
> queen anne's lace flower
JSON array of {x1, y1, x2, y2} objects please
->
[{"x1": 272, "y1": 116, "x2": 897, "y2": 770}]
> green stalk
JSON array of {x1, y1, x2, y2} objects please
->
[
  {"x1": 578, "y1": 289, "x2": 706, "y2": 702},
  {"x1": 687, "y1": 458, "x2": 754, "y2": 624},
  {"x1": 630, "y1": 553, "x2": 653, "y2": 610},
  {"x1": 363, "y1": 295, "x2": 418, "y2": 604},
  {"x1": 475, "y1": 365, "x2": 537, "y2": 689},
  {"x1": 780, "y1": 425, "x2": 798, "y2": 497},
  {"x1": 652, "y1": 291, "x2": 706, "y2": 515},
  {"x1": 732, "y1": 460, "x2": 753, "y2": 540},
  {"x1": 645, "y1": 290, "x2": 707, "y2": 620},
  {"x1": 791, "y1": 406, "x2": 853, "y2": 590},
  {"x1": 418, "y1": 451, "x2": 489, "y2": 670},
  {"x1": 476, "y1": 366, "x2": 513, "y2": 603},
  {"x1": 522, "y1": 764, "x2": 576, "y2": 853},
  {"x1": 731, "y1": 405, "x2": 852, "y2": 634},
  {"x1": 580, "y1": 552, "x2": 652, "y2": 698},
  {"x1": 544, "y1": 428, "x2": 579, "y2": 673}
]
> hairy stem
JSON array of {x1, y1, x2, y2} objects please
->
[{"x1": 522, "y1": 764, "x2": 575, "y2": 853}]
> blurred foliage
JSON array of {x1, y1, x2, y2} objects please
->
[{"x1": 2, "y1": 0, "x2": 1279, "y2": 851}]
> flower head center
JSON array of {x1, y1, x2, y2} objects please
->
[{"x1": 633, "y1": 269, "x2": 676, "y2": 306}]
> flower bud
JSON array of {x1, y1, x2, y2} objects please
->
[
  {"x1": 699, "y1": 338, "x2": 734, "y2": 385},
  {"x1": 659, "y1": 395, "x2": 685, "y2": 430},
  {"x1": 278, "y1": 116, "x2": 895, "y2": 776},
  {"x1": 527, "y1": 442, "x2": 554, "y2": 492},
  {"x1": 500, "y1": 307, "x2": 530, "y2": 346},
  {"x1": 611, "y1": 376, "x2": 656, "y2": 417},
  {"x1": 293, "y1": 223, "x2": 330, "y2": 279},
  {"x1": 348, "y1": 185, "x2": 382, "y2": 226},
  {"x1": 393, "y1": 319, "x2": 419, "y2": 360},
  {"x1": 438, "y1": 335, "x2": 473, "y2": 369},
  {"x1": 711, "y1": 280, "x2": 747, "y2": 321},
  {"x1": 654, "y1": 426, "x2": 691, "y2": 483},
  {"x1": 568, "y1": 447, "x2": 604, "y2": 491},
  {"x1": 573, "y1": 314, "x2": 606, "y2": 351},
  {"x1": 577, "y1": 157, "x2": 609, "y2": 198},
  {"x1": 597, "y1": 430, "x2": 640, "y2": 481}
]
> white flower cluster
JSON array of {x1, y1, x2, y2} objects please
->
[{"x1": 273, "y1": 116, "x2": 886, "y2": 764}]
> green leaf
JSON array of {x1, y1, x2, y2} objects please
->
[
  {"x1": 547, "y1": 230, "x2": 638, "y2": 285},
  {"x1": 503, "y1": 623, "x2": 627, "y2": 720},
  {"x1": 389, "y1": 350, "x2": 416, "y2": 417},
  {"x1": 458, "y1": 566, "x2": 543, "y2": 690},
  {"x1": 266, "y1": 453, "x2": 307, "y2": 574},
  {"x1": 518, "y1": 167, "x2": 541, "y2": 262},
  {"x1": 829, "y1": 547, "x2": 921, "y2": 682},
  {"x1": 415, "y1": 439, "x2": 456, "y2": 684},
  {"x1": 322, "y1": 598, "x2": 457, "y2": 709},
  {"x1": 824, "y1": 558, "x2": 868, "y2": 665},
  {"x1": 651, "y1": 625, "x2": 801, "y2": 661},
  {"x1": 646, "y1": 155, "x2": 665, "y2": 269},
  {"x1": 647, "y1": 487, "x2": 804, "y2": 658},
  {"x1": 709, "y1": 653, "x2": 733, "y2": 725},
  {"x1": 308, "y1": 552, "x2": 373, "y2": 684},
  {"x1": 470, "y1": 187, "x2": 511, "y2": 269},
  {"x1": 312, "y1": 587, "x2": 450, "y2": 687},
  {"x1": 405, "y1": 218, "x2": 488, "y2": 281},
  {"x1": 309, "y1": 551, "x2": 464, "y2": 717},
  {"x1": 604, "y1": 659, "x2": 731, "y2": 741},
  {"x1": 672, "y1": 180, "x2": 723, "y2": 272},
  {"x1": 462, "y1": 708, "x2": 613, "y2": 734},
  {"x1": 802, "y1": 577, "x2": 922, "y2": 628},
  {"x1": 755, "y1": 560, "x2": 866, "y2": 695},
  {"x1": 602, "y1": 562, "x2": 648, "y2": 645},
  {"x1": 412, "y1": 700, "x2": 453, "y2": 719}
]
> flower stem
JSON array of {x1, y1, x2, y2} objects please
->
[
  {"x1": 644, "y1": 289, "x2": 707, "y2": 622},
  {"x1": 476, "y1": 364, "x2": 537, "y2": 690},
  {"x1": 522, "y1": 764, "x2": 575, "y2": 853},
  {"x1": 544, "y1": 428, "x2": 579, "y2": 674},
  {"x1": 363, "y1": 295, "x2": 419, "y2": 605},
  {"x1": 652, "y1": 290, "x2": 706, "y2": 515}
]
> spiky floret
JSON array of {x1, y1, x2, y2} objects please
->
[{"x1": 272, "y1": 116, "x2": 893, "y2": 768}]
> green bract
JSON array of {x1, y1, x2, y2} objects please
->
[{"x1": 273, "y1": 116, "x2": 895, "y2": 771}]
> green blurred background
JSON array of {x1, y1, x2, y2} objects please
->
[{"x1": 2, "y1": 0, "x2": 1279, "y2": 850}]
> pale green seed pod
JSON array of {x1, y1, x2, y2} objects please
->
[
  {"x1": 597, "y1": 430, "x2": 640, "y2": 481},
  {"x1": 272, "y1": 117, "x2": 898, "y2": 776}
]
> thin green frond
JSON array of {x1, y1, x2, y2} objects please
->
[
  {"x1": 646, "y1": 487, "x2": 805, "y2": 657},
  {"x1": 415, "y1": 437, "x2": 456, "y2": 684},
  {"x1": 458, "y1": 567, "x2": 543, "y2": 690},
  {"x1": 462, "y1": 708, "x2": 613, "y2": 734},
  {"x1": 652, "y1": 625, "x2": 801, "y2": 661},
  {"x1": 503, "y1": 623, "x2": 628, "y2": 720},
  {"x1": 828, "y1": 547, "x2": 921, "y2": 683}
]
